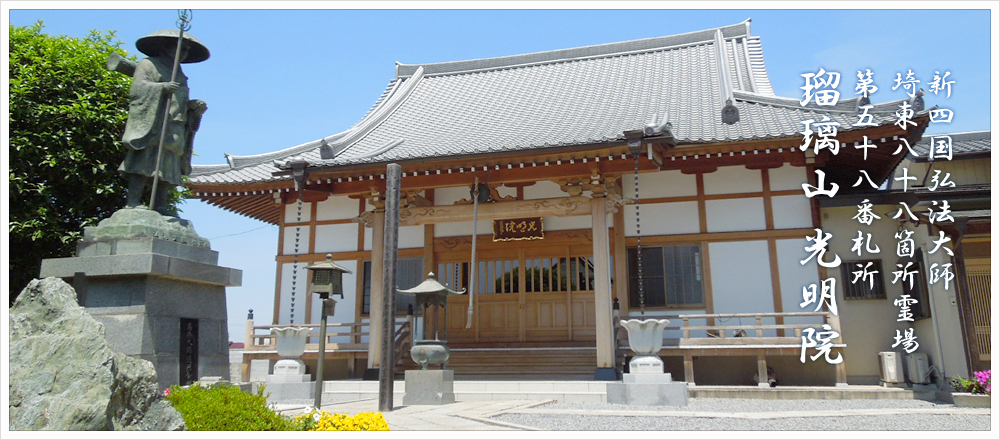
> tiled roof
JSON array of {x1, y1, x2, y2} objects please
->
[
  {"x1": 190, "y1": 19, "x2": 924, "y2": 186},
  {"x1": 911, "y1": 130, "x2": 991, "y2": 159}
]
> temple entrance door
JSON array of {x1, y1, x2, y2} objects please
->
[
  {"x1": 436, "y1": 237, "x2": 596, "y2": 345},
  {"x1": 522, "y1": 250, "x2": 596, "y2": 343},
  {"x1": 438, "y1": 255, "x2": 522, "y2": 344}
]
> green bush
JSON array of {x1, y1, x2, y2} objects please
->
[{"x1": 165, "y1": 383, "x2": 302, "y2": 431}]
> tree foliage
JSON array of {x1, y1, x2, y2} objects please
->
[{"x1": 8, "y1": 23, "x2": 182, "y2": 302}]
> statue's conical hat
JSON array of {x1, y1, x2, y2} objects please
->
[{"x1": 135, "y1": 29, "x2": 210, "y2": 63}]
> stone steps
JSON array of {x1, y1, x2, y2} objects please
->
[
  {"x1": 271, "y1": 380, "x2": 925, "y2": 406},
  {"x1": 321, "y1": 379, "x2": 608, "y2": 404}
]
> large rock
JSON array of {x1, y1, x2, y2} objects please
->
[{"x1": 8, "y1": 278, "x2": 186, "y2": 431}]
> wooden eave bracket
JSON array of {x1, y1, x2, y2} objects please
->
[{"x1": 281, "y1": 189, "x2": 331, "y2": 204}]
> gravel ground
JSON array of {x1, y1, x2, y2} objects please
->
[
  {"x1": 491, "y1": 398, "x2": 993, "y2": 431},
  {"x1": 539, "y1": 398, "x2": 947, "y2": 412}
]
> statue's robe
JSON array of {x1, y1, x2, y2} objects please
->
[{"x1": 119, "y1": 55, "x2": 193, "y2": 186}]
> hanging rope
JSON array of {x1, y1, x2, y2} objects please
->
[
  {"x1": 290, "y1": 192, "x2": 303, "y2": 324},
  {"x1": 466, "y1": 177, "x2": 479, "y2": 329},
  {"x1": 634, "y1": 152, "x2": 645, "y2": 316}
]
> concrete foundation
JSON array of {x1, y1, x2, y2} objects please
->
[
  {"x1": 607, "y1": 381, "x2": 690, "y2": 406},
  {"x1": 403, "y1": 370, "x2": 456, "y2": 405},
  {"x1": 608, "y1": 369, "x2": 690, "y2": 406},
  {"x1": 264, "y1": 381, "x2": 316, "y2": 401}
]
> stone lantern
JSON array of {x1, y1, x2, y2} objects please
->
[
  {"x1": 305, "y1": 254, "x2": 351, "y2": 409},
  {"x1": 398, "y1": 272, "x2": 464, "y2": 405}
]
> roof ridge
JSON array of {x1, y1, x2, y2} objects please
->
[
  {"x1": 205, "y1": 72, "x2": 417, "y2": 172},
  {"x1": 312, "y1": 67, "x2": 426, "y2": 164},
  {"x1": 733, "y1": 90, "x2": 920, "y2": 115},
  {"x1": 395, "y1": 20, "x2": 751, "y2": 78},
  {"x1": 920, "y1": 130, "x2": 991, "y2": 141}
]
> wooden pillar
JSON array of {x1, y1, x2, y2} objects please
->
[
  {"x1": 379, "y1": 164, "x2": 401, "y2": 412},
  {"x1": 612, "y1": 198, "x2": 629, "y2": 310},
  {"x1": 243, "y1": 314, "x2": 254, "y2": 382},
  {"x1": 756, "y1": 349, "x2": 769, "y2": 387},
  {"x1": 828, "y1": 311, "x2": 849, "y2": 386},
  {"x1": 422, "y1": 189, "x2": 436, "y2": 340},
  {"x1": 683, "y1": 352, "x2": 695, "y2": 385},
  {"x1": 367, "y1": 208, "x2": 386, "y2": 370},
  {"x1": 592, "y1": 197, "x2": 615, "y2": 378}
]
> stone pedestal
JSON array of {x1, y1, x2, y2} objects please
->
[
  {"x1": 607, "y1": 356, "x2": 689, "y2": 406},
  {"x1": 403, "y1": 369, "x2": 456, "y2": 405},
  {"x1": 264, "y1": 358, "x2": 315, "y2": 401},
  {"x1": 39, "y1": 208, "x2": 241, "y2": 391},
  {"x1": 267, "y1": 359, "x2": 311, "y2": 383},
  {"x1": 629, "y1": 355, "x2": 665, "y2": 374}
]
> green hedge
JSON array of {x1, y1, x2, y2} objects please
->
[{"x1": 165, "y1": 383, "x2": 301, "y2": 431}]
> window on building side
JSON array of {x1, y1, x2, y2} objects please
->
[
  {"x1": 840, "y1": 259, "x2": 887, "y2": 299},
  {"x1": 362, "y1": 257, "x2": 423, "y2": 315},
  {"x1": 626, "y1": 244, "x2": 704, "y2": 308}
]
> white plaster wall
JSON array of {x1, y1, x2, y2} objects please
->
[
  {"x1": 276, "y1": 262, "x2": 310, "y2": 325},
  {"x1": 621, "y1": 169, "x2": 697, "y2": 198},
  {"x1": 434, "y1": 186, "x2": 468, "y2": 206},
  {"x1": 315, "y1": 195, "x2": 359, "y2": 221},
  {"x1": 308, "y1": 260, "x2": 358, "y2": 343},
  {"x1": 705, "y1": 198, "x2": 766, "y2": 232},
  {"x1": 623, "y1": 201, "x2": 700, "y2": 236},
  {"x1": 709, "y1": 240, "x2": 775, "y2": 335},
  {"x1": 282, "y1": 226, "x2": 310, "y2": 255},
  {"x1": 775, "y1": 238, "x2": 824, "y2": 327},
  {"x1": 314, "y1": 224, "x2": 359, "y2": 253},
  {"x1": 523, "y1": 180, "x2": 564, "y2": 200},
  {"x1": 911, "y1": 226, "x2": 968, "y2": 383},
  {"x1": 495, "y1": 185, "x2": 517, "y2": 200},
  {"x1": 704, "y1": 166, "x2": 763, "y2": 194},
  {"x1": 544, "y1": 215, "x2": 593, "y2": 231},
  {"x1": 398, "y1": 225, "x2": 424, "y2": 249},
  {"x1": 771, "y1": 195, "x2": 814, "y2": 229},
  {"x1": 284, "y1": 201, "x2": 312, "y2": 224},
  {"x1": 769, "y1": 164, "x2": 808, "y2": 191},
  {"x1": 364, "y1": 225, "x2": 423, "y2": 250},
  {"x1": 822, "y1": 205, "x2": 915, "y2": 381},
  {"x1": 433, "y1": 219, "x2": 495, "y2": 238}
]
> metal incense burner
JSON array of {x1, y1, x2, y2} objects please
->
[{"x1": 398, "y1": 272, "x2": 465, "y2": 369}]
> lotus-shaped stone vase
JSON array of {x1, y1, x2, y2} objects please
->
[
  {"x1": 621, "y1": 318, "x2": 670, "y2": 355},
  {"x1": 271, "y1": 327, "x2": 312, "y2": 359}
]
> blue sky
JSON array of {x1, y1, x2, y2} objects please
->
[{"x1": 6, "y1": 5, "x2": 996, "y2": 342}]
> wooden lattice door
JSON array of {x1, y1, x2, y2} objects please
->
[{"x1": 965, "y1": 259, "x2": 991, "y2": 362}]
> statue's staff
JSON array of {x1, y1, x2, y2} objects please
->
[{"x1": 149, "y1": 9, "x2": 193, "y2": 211}]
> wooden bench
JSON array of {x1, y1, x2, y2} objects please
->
[{"x1": 616, "y1": 312, "x2": 847, "y2": 387}]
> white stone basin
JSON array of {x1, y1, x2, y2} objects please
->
[
  {"x1": 271, "y1": 327, "x2": 311, "y2": 358},
  {"x1": 621, "y1": 318, "x2": 670, "y2": 355}
]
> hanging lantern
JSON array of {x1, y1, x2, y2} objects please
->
[
  {"x1": 305, "y1": 254, "x2": 351, "y2": 409},
  {"x1": 307, "y1": 254, "x2": 351, "y2": 301}
]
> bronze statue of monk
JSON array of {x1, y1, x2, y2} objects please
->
[{"x1": 119, "y1": 29, "x2": 209, "y2": 215}]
